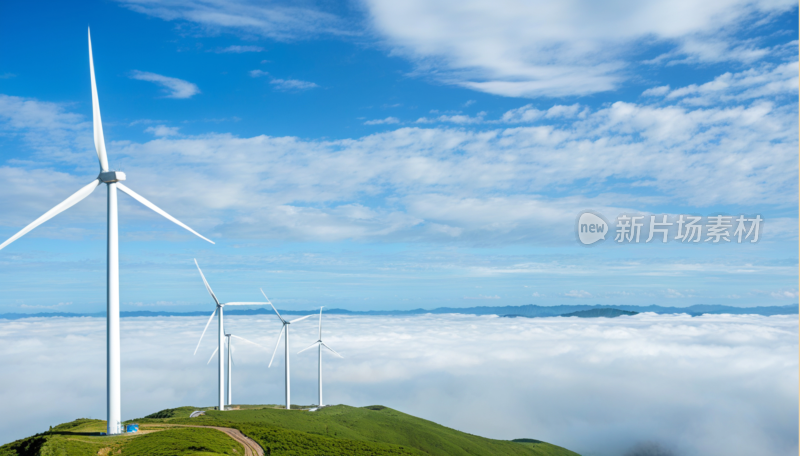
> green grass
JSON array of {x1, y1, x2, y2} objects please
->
[
  {"x1": 1, "y1": 405, "x2": 581, "y2": 456},
  {"x1": 157, "y1": 404, "x2": 579, "y2": 456},
  {"x1": 120, "y1": 428, "x2": 243, "y2": 456}
]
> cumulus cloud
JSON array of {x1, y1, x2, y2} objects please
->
[
  {"x1": 0, "y1": 78, "x2": 796, "y2": 245},
  {"x1": 653, "y1": 61, "x2": 799, "y2": 105},
  {"x1": 269, "y1": 78, "x2": 319, "y2": 91},
  {"x1": 129, "y1": 70, "x2": 200, "y2": 99},
  {"x1": 144, "y1": 125, "x2": 180, "y2": 137},
  {"x1": 362, "y1": 0, "x2": 796, "y2": 97},
  {"x1": 364, "y1": 117, "x2": 400, "y2": 125},
  {"x1": 215, "y1": 45, "x2": 264, "y2": 53},
  {"x1": 563, "y1": 290, "x2": 591, "y2": 298},
  {"x1": 0, "y1": 314, "x2": 795, "y2": 456}
]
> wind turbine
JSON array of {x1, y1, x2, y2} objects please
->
[
  {"x1": 262, "y1": 289, "x2": 314, "y2": 410},
  {"x1": 298, "y1": 307, "x2": 343, "y2": 407},
  {"x1": 193, "y1": 260, "x2": 267, "y2": 411},
  {"x1": 207, "y1": 333, "x2": 266, "y2": 406},
  {"x1": 0, "y1": 29, "x2": 214, "y2": 435}
]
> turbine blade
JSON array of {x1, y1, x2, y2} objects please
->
[
  {"x1": 318, "y1": 306, "x2": 324, "y2": 340},
  {"x1": 321, "y1": 342, "x2": 343, "y2": 358},
  {"x1": 289, "y1": 314, "x2": 314, "y2": 324},
  {"x1": 268, "y1": 326, "x2": 285, "y2": 368},
  {"x1": 230, "y1": 334, "x2": 267, "y2": 350},
  {"x1": 194, "y1": 259, "x2": 220, "y2": 306},
  {"x1": 260, "y1": 289, "x2": 285, "y2": 323},
  {"x1": 116, "y1": 183, "x2": 214, "y2": 244},
  {"x1": 207, "y1": 346, "x2": 218, "y2": 365},
  {"x1": 0, "y1": 179, "x2": 101, "y2": 252},
  {"x1": 193, "y1": 308, "x2": 217, "y2": 355},
  {"x1": 88, "y1": 28, "x2": 109, "y2": 172},
  {"x1": 298, "y1": 341, "x2": 320, "y2": 355},
  {"x1": 224, "y1": 302, "x2": 267, "y2": 306}
]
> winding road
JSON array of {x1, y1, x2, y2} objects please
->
[{"x1": 145, "y1": 424, "x2": 264, "y2": 456}]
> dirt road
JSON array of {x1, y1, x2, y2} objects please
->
[{"x1": 145, "y1": 424, "x2": 264, "y2": 456}]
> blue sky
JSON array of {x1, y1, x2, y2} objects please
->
[{"x1": 0, "y1": 0, "x2": 797, "y2": 312}]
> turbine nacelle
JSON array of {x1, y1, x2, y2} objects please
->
[{"x1": 99, "y1": 171, "x2": 126, "y2": 183}]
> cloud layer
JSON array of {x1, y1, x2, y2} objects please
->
[
  {"x1": 363, "y1": 0, "x2": 798, "y2": 97},
  {"x1": 0, "y1": 313, "x2": 795, "y2": 456}
]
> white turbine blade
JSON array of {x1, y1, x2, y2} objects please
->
[
  {"x1": 298, "y1": 341, "x2": 320, "y2": 355},
  {"x1": 207, "y1": 347, "x2": 218, "y2": 365},
  {"x1": 318, "y1": 308, "x2": 323, "y2": 340},
  {"x1": 194, "y1": 259, "x2": 220, "y2": 306},
  {"x1": 88, "y1": 28, "x2": 109, "y2": 172},
  {"x1": 268, "y1": 326, "x2": 285, "y2": 368},
  {"x1": 0, "y1": 179, "x2": 101, "y2": 252},
  {"x1": 231, "y1": 334, "x2": 267, "y2": 350},
  {"x1": 225, "y1": 302, "x2": 267, "y2": 306},
  {"x1": 116, "y1": 183, "x2": 214, "y2": 244},
  {"x1": 321, "y1": 342, "x2": 343, "y2": 358},
  {"x1": 260, "y1": 289, "x2": 285, "y2": 323},
  {"x1": 193, "y1": 308, "x2": 217, "y2": 355},
  {"x1": 289, "y1": 314, "x2": 314, "y2": 324}
]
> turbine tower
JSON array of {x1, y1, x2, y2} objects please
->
[
  {"x1": 193, "y1": 260, "x2": 266, "y2": 410},
  {"x1": 263, "y1": 289, "x2": 313, "y2": 410},
  {"x1": 298, "y1": 307, "x2": 343, "y2": 407},
  {"x1": 206, "y1": 333, "x2": 266, "y2": 406},
  {"x1": 0, "y1": 29, "x2": 214, "y2": 435}
]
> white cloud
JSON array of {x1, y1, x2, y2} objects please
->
[
  {"x1": 364, "y1": 117, "x2": 400, "y2": 125},
  {"x1": 563, "y1": 290, "x2": 591, "y2": 298},
  {"x1": 249, "y1": 69, "x2": 270, "y2": 78},
  {"x1": 362, "y1": 0, "x2": 797, "y2": 97},
  {"x1": 499, "y1": 103, "x2": 585, "y2": 123},
  {"x1": 0, "y1": 72, "x2": 796, "y2": 245},
  {"x1": 129, "y1": 71, "x2": 200, "y2": 99},
  {"x1": 415, "y1": 111, "x2": 486, "y2": 124},
  {"x1": 269, "y1": 78, "x2": 319, "y2": 91},
  {"x1": 463, "y1": 294, "x2": 500, "y2": 300},
  {"x1": 215, "y1": 45, "x2": 264, "y2": 53},
  {"x1": 662, "y1": 61, "x2": 799, "y2": 105},
  {"x1": 144, "y1": 125, "x2": 180, "y2": 137},
  {"x1": 771, "y1": 290, "x2": 799, "y2": 299},
  {"x1": 0, "y1": 314, "x2": 795, "y2": 456},
  {"x1": 118, "y1": 0, "x2": 349, "y2": 41}
]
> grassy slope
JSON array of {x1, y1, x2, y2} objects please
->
[
  {"x1": 141, "y1": 405, "x2": 579, "y2": 456},
  {"x1": 0, "y1": 405, "x2": 580, "y2": 456},
  {"x1": 0, "y1": 419, "x2": 242, "y2": 456}
]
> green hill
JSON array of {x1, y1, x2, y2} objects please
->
[{"x1": 0, "y1": 405, "x2": 580, "y2": 456}]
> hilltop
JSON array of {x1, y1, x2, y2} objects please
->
[{"x1": 0, "y1": 404, "x2": 579, "y2": 456}]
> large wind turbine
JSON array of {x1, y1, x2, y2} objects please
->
[
  {"x1": 194, "y1": 260, "x2": 266, "y2": 411},
  {"x1": 298, "y1": 307, "x2": 343, "y2": 407},
  {"x1": 0, "y1": 29, "x2": 214, "y2": 435},
  {"x1": 207, "y1": 333, "x2": 266, "y2": 406},
  {"x1": 262, "y1": 289, "x2": 313, "y2": 410}
]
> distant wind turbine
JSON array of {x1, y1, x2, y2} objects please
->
[
  {"x1": 194, "y1": 260, "x2": 267, "y2": 411},
  {"x1": 298, "y1": 307, "x2": 343, "y2": 407},
  {"x1": 0, "y1": 29, "x2": 214, "y2": 435},
  {"x1": 262, "y1": 289, "x2": 314, "y2": 410},
  {"x1": 207, "y1": 333, "x2": 266, "y2": 406}
]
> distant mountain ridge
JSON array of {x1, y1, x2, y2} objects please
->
[{"x1": 0, "y1": 303, "x2": 795, "y2": 320}]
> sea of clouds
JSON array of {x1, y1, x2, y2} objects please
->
[{"x1": 0, "y1": 313, "x2": 796, "y2": 456}]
